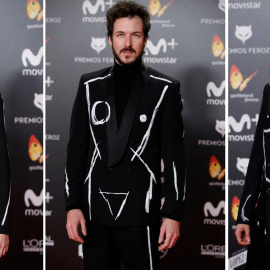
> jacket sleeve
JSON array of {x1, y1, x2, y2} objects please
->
[
  {"x1": 65, "y1": 76, "x2": 90, "y2": 212},
  {"x1": 160, "y1": 81, "x2": 186, "y2": 222},
  {"x1": 0, "y1": 94, "x2": 11, "y2": 235},
  {"x1": 237, "y1": 84, "x2": 268, "y2": 225}
]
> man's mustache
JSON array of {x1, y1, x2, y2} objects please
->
[{"x1": 120, "y1": 47, "x2": 136, "y2": 53}]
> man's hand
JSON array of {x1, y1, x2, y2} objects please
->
[
  {"x1": 158, "y1": 218, "x2": 180, "y2": 251},
  {"x1": 0, "y1": 234, "x2": 9, "y2": 258},
  {"x1": 66, "y1": 209, "x2": 87, "y2": 243},
  {"x1": 235, "y1": 224, "x2": 251, "y2": 245}
]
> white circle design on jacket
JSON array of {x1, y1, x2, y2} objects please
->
[{"x1": 91, "y1": 101, "x2": 111, "y2": 125}]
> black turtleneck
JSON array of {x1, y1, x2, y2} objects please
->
[{"x1": 114, "y1": 59, "x2": 142, "y2": 128}]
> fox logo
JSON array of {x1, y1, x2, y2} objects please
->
[
  {"x1": 146, "y1": 39, "x2": 167, "y2": 55},
  {"x1": 34, "y1": 93, "x2": 43, "y2": 112},
  {"x1": 236, "y1": 157, "x2": 249, "y2": 176},
  {"x1": 82, "y1": 0, "x2": 105, "y2": 15},
  {"x1": 235, "y1": 25, "x2": 252, "y2": 45},
  {"x1": 24, "y1": 189, "x2": 43, "y2": 207},
  {"x1": 206, "y1": 80, "x2": 225, "y2": 97},
  {"x1": 215, "y1": 120, "x2": 225, "y2": 137},
  {"x1": 218, "y1": 0, "x2": 225, "y2": 12},
  {"x1": 22, "y1": 46, "x2": 43, "y2": 67},
  {"x1": 204, "y1": 201, "x2": 225, "y2": 217},
  {"x1": 91, "y1": 37, "x2": 106, "y2": 54},
  {"x1": 228, "y1": 114, "x2": 252, "y2": 133}
]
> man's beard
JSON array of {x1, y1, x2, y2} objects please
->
[{"x1": 112, "y1": 45, "x2": 144, "y2": 67}]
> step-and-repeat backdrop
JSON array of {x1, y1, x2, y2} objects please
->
[
  {"x1": 0, "y1": 1, "x2": 43, "y2": 269},
  {"x1": 46, "y1": 0, "x2": 225, "y2": 269},
  {"x1": 228, "y1": 0, "x2": 270, "y2": 269}
]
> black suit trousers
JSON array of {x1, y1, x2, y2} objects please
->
[
  {"x1": 83, "y1": 221, "x2": 160, "y2": 270},
  {"x1": 246, "y1": 202, "x2": 270, "y2": 270}
]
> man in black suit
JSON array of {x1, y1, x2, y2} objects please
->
[
  {"x1": 235, "y1": 84, "x2": 270, "y2": 269},
  {"x1": 0, "y1": 94, "x2": 10, "y2": 258},
  {"x1": 65, "y1": 2, "x2": 185, "y2": 269}
]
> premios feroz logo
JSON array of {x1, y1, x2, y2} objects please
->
[
  {"x1": 74, "y1": 36, "x2": 114, "y2": 64},
  {"x1": 82, "y1": 0, "x2": 115, "y2": 23},
  {"x1": 236, "y1": 157, "x2": 249, "y2": 177},
  {"x1": 198, "y1": 119, "x2": 225, "y2": 147},
  {"x1": 235, "y1": 25, "x2": 252, "y2": 45},
  {"x1": 34, "y1": 93, "x2": 43, "y2": 112},
  {"x1": 228, "y1": 157, "x2": 247, "y2": 187},
  {"x1": 91, "y1": 37, "x2": 106, "y2": 54},
  {"x1": 201, "y1": 1, "x2": 225, "y2": 25},
  {"x1": 14, "y1": 92, "x2": 43, "y2": 125},
  {"x1": 218, "y1": 0, "x2": 225, "y2": 12},
  {"x1": 230, "y1": 24, "x2": 270, "y2": 56}
]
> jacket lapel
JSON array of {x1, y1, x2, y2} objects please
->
[{"x1": 106, "y1": 63, "x2": 147, "y2": 167}]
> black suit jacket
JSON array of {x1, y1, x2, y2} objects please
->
[
  {"x1": 65, "y1": 63, "x2": 186, "y2": 227},
  {"x1": 237, "y1": 83, "x2": 270, "y2": 244},
  {"x1": 0, "y1": 94, "x2": 10, "y2": 234}
]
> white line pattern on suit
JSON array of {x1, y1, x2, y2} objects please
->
[
  {"x1": 263, "y1": 129, "x2": 270, "y2": 183},
  {"x1": 99, "y1": 189, "x2": 129, "y2": 220},
  {"x1": 65, "y1": 168, "x2": 69, "y2": 197},
  {"x1": 85, "y1": 143, "x2": 100, "y2": 220},
  {"x1": 130, "y1": 148, "x2": 156, "y2": 213},
  {"x1": 131, "y1": 85, "x2": 168, "y2": 161},
  {"x1": 150, "y1": 75, "x2": 172, "y2": 84},
  {"x1": 1, "y1": 186, "x2": 10, "y2": 226},
  {"x1": 173, "y1": 162, "x2": 179, "y2": 200},
  {"x1": 91, "y1": 101, "x2": 111, "y2": 125},
  {"x1": 99, "y1": 189, "x2": 114, "y2": 216},
  {"x1": 147, "y1": 226, "x2": 153, "y2": 270},
  {"x1": 241, "y1": 194, "x2": 251, "y2": 222},
  {"x1": 85, "y1": 77, "x2": 110, "y2": 218},
  {"x1": 86, "y1": 83, "x2": 101, "y2": 159},
  {"x1": 84, "y1": 74, "x2": 111, "y2": 85},
  {"x1": 183, "y1": 174, "x2": 186, "y2": 201}
]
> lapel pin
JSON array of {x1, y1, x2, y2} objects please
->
[{"x1": 140, "y1": 114, "x2": 147, "y2": 122}]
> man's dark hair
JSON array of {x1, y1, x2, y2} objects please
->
[{"x1": 106, "y1": 1, "x2": 151, "y2": 39}]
